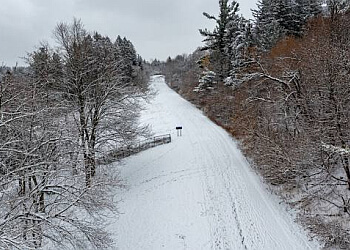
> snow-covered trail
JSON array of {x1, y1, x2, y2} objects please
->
[{"x1": 109, "y1": 75, "x2": 319, "y2": 250}]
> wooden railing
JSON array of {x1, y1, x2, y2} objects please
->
[{"x1": 98, "y1": 134, "x2": 171, "y2": 165}]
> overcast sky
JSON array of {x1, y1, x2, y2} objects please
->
[{"x1": 0, "y1": 0, "x2": 258, "y2": 66}]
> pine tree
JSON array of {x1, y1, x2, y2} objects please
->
[
  {"x1": 226, "y1": 18, "x2": 255, "y2": 87},
  {"x1": 253, "y1": 0, "x2": 322, "y2": 51},
  {"x1": 199, "y1": 0, "x2": 240, "y2": 80},
  {"x1": 296, "y1": 0, "x2": 322, "y2": 19},
  {"x1": 253, "y1": 0, "x2": 288, "y2": 51},
  {"x1": 115, "y1": 36, "x2": 138, "y2": 82}
]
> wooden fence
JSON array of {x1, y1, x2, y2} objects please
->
[{"x1": 98, "y1": 134, "x2": 171, "y2": 165}]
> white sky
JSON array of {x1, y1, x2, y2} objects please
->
[{"x1": 0, "y1": 0, "x2": 258, "y2": 66}]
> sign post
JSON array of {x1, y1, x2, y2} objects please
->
[{"x1": 176, "y1": 126, "x2": 182, "y2": 136}]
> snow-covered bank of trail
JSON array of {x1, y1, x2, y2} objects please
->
[{"x1": 109, "y1": 75, "x2": 319, "y2": 250}]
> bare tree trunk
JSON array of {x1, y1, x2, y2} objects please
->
[
  {"x1": 342, "y1": 156, "x2": 350, "y2": 190},
  {"x1": 78, "y1": 93, "x2": 94, "y2": 187}
]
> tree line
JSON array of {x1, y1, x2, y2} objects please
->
[
  {"x1": 161, "y1": 0, "x2": 350, "y2": 248},
  {"x1": 0, "y1": 19, "x2": 149, "y2": 249}
]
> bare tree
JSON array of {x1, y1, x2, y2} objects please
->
[
  {"x1": 54, "y1": 19, "x2": 148, "y2": 186},
  {"x1": 0, "y1": 18, "x2": 149, "y2": 248},
  {"x1": 0, "y1": 58, "x2": 117, "y2": 249}
]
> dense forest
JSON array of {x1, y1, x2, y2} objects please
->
[
  {"x1": 161, "y1": 0, "x2": 350, "y2": 248},
  {"x1": 0, "y1": 19, "x2": 149, "y2": 249}
]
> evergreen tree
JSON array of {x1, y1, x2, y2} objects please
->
[
  {"x1": 296, "y1": 0, "x2": 322, "y2": 19},
  {"x1": 226, "y1": 18, "x2": 255, "y2": 87},
  {"x1": 199, "y1": 0, "x2": 240, "y2": 80},
  {"x1": 114, "y1": 36, "x2": 138, "y2": 82},
  {"x1": 253, "y1": 0, "x2": 322, "y2": 51},
  {"x1": 253, "y1": 0, "x2": 287, "y2": 51}
]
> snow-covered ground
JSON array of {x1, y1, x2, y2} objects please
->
[{"x1": 108, "y1": 75, "x2": 319, "y2": 250}]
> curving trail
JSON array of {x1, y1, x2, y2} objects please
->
[{"x1": 109, "y1": 75, "x2": 319, "y2": 250}]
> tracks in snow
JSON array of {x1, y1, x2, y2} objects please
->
[{"x1": 109, "y1": 75, "x2": 319, "y2": 250}]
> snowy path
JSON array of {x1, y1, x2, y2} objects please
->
[{"x1": 109, "y1": 75, "x2": 319, "y2": 250}]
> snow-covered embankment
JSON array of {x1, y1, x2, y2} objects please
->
[{"x1": 108, "y1": 75, "x2": 319, "y2": 250}]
